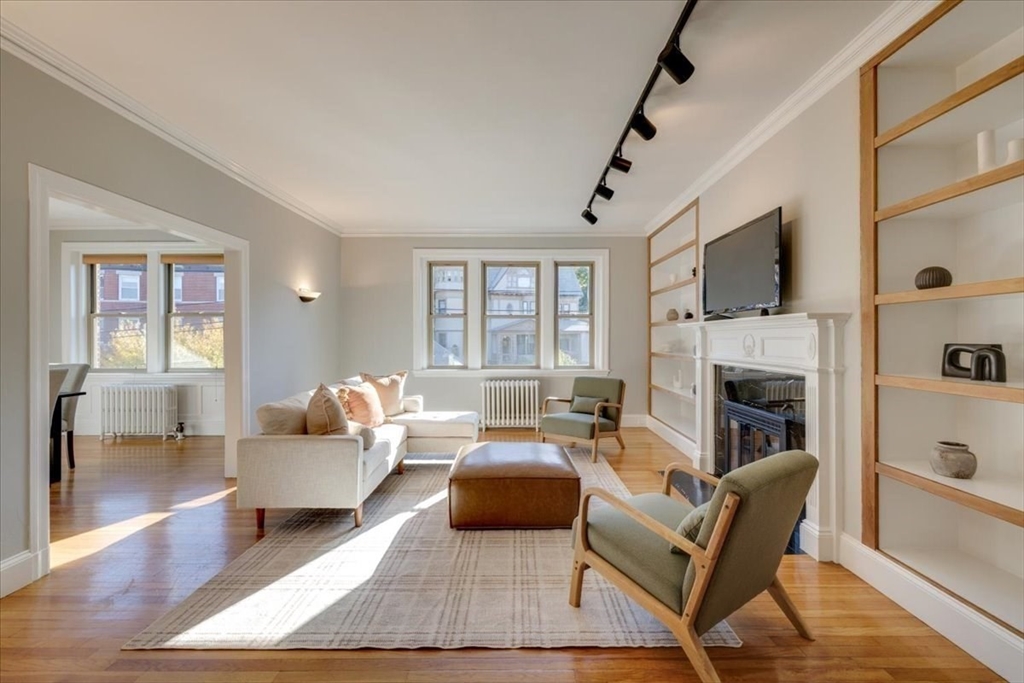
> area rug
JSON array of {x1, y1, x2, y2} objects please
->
[{"x1": 124, "y1": 449, "x2": 741, "y2": 650}]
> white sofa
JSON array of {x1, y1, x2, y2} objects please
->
[{"x1": 237, "y1": 382, "x2": 478, "y2": 530}]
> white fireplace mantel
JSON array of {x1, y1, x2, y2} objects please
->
[{"x1": 648, "y1": 312, "x2": 849, "y2": 562}]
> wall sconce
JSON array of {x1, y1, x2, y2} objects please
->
[{"x1": 297, "y1": 288, "x2": 321, "y2": 303}]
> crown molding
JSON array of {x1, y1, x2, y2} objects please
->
[
  {"x1": 0, "y1": 17, "x2": 344, "y2": 237},
  {"x1": 642, "y1": 0, "x2": 941, "y2": 235}
]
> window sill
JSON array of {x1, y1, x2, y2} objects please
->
[{"x1": 412, "y1": 368, "x2": 610, "y2": 379}]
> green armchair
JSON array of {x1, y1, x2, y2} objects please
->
[
  {"x1": 540, "y1": 377, "x2": 625, "y2": 462},
  {"x1": 570, "y1": 450, "x2": 819, "y2": 683}
]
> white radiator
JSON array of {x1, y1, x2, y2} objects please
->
[
  {"x1": 481, "y1": 379, "x2": 540, "y2": 431},
  {"x1": 100, "y1": 384, "x2": 178, "y2": 440}
]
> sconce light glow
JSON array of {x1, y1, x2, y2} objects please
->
[{"x1": 297, "y1": 288, "x2": 321, "y2": 303}]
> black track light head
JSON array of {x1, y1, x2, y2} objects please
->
[
  {"x1": 581, "y1": 207, "x2": 598, "y2": 225},
  {"x1": 610, "y1": 154, "x2": 632, "y2": 174},
  {"x1": 631, "y1": 110, "x2": 657, "y2": 141},
  {"x1": 595, "y1": 183, "x2": 614, "y2": 201},
  {"x1": 658, "y1": 44, "x2": 695, "y2": 85}
]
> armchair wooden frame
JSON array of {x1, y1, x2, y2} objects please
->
[
  {"x1": 569, "y1": 460, "x2": 813, "y2": 683},
  {"x1": 540, "y1": 383, "x2": 626, "y2": 462}
]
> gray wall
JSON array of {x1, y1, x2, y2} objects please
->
[
  {"x1": 338, "y1": 236, "x2": 647, "y2": 416},
  {"x1": 1, "y1": 51, "x2": 342, "y2": 563}
]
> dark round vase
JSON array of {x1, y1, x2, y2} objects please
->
[{"x1": 914, "y1": 266, "x2": 953, "y2": 290}]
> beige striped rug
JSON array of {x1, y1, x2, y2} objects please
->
[{"x1": 124, "y1": 449, "x2": 740, "y2": 650}]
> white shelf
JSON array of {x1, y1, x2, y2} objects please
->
[
  {"x1": 882, "y1": 459, "x2": 1024, "y2": 513},
  {"x1": 650, "y1": 383, "x2": 696, "y2": 403},
  {"x1": 882, "y1": 545, "x2": 1024, "y2": 632},
  {"x1": 878, "y1": 171, "x2": 1023, "y2": 223},
  {"x1": 881, "y1": 3, "x2": 1023, "y2": 69},
  {"x1": 883, "y1": 74, "x2": 1024, "y2": 148}
]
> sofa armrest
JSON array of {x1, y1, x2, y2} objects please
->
[
  {"x1": 236, "y1": 435, "x2": 364, "y2": 509},
  {"x1": 402, "y1": 395, "x2": 424, "y2": 413}
]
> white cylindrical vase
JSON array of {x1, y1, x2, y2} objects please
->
[
  {"x1": 1007, "y1": 138, "x2": 1024, "y2": 165},
  {"x1": 977, "y1": 130, "x2": 996, "y2": 173}
]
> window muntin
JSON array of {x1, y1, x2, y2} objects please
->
[
  {"x1": 555, "y1": 263, "x2": 593, "y2": 368},
  {"x1": 429, "y1": 262, "x2": 467, "y2": 367},
  {"x1": 484, "y1": 263, "x2": 539, "y2": 367},
  {"x1": 90, "y1": 261, "x2": 148, "y2": 370},
  {"x1": 168, "y1": 262, "x2": 225, "y2": 370}
]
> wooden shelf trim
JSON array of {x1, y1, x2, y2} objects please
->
[
  {"x1": 650, "y1": 240, "x2": 697, "y2": 267},
  {"x1": 875, "y1": 374, "x2": 1024, "y2": 403},
  {"x1": 875, "y1": 161, "x2": 1024, "y2": 222},
  {"x1": 875, "y1": 277, "x2": 1024, "y2": 305},
  {"x1": 650, "y1": 276, "x2": 698, "y2": 297},
  {"x1": 861, "y1": 0, "x2": 961, "y2": 74},
  {"x1": 650, "y1": 383, "x2": 696, "y2": 403},
  {"x1": 651, "y1": 351, "x2": 694, "y2": 360},
  {"x1": 875, "y1": 57, "x2": 1024, "y2": 148},
  {"x1": 876, "y1": 462, "x2": 1024, "y2": 527}
]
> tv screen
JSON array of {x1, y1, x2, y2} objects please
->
[{"x1": 702, "y1": 207, "x2": 781, "y2": 316}]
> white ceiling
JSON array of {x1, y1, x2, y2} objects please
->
[{"x1": 3, "y1": 0, "x2": 893, "y2": 235}]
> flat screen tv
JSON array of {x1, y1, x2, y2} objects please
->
[{"x1": 702, "y1": 207, "x2": 782, "y2": 317}]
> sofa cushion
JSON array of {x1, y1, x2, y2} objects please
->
[
  {"x1": 360, "y1": 371, "x2": 408, "y2": 416},
  {"x1": 390, "y1": 411, "x2": 479, "y2": 439},
  {"x1": 348, "y1": 420, "x2": 376, "y2": 449},
  {"x1": 256, "y1": 397, "x2": 308, "y2": 435},
  {"x1": 307, "y1": 384, "x2": 350, "y2": 435},
  {"x1": 570, "y1": 395, "x2": 607, "y2": 415},
  {"x1": 338, "y1": 382, "x2": 386, "y2": 427}
]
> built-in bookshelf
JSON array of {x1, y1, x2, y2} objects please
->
[
  {"x1": 861, "y1": 0, "x2": 1024, "y2": 644},
  {"x1": 648, "y1": 198, "x2": 699, "y2": 446}
]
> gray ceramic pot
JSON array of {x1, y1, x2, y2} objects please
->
[{"x1": 929, "y1": 441, "x2": 977, "y2": 479}]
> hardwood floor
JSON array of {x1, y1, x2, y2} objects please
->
[{"x1": 0, "y1": 430, "x2": 1002, "y2": 683}]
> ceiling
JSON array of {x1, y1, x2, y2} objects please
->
[
  {"x1": 48, "y1": 197, "x2": 149, "y2": 229},
  {"x1": 3, "y1": 1, "x2": 893, "y2": 235}
]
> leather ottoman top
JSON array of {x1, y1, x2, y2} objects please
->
[{"x1": 450, "y1": 442, "x2": 579, "y2": 480}]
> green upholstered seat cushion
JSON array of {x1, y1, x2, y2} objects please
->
[
  {"x1": 681, "y1": 450, "x2": 819, "y2": 636},
  {"x1": 541, "y1": 412, "x2": 617, "y2": 440},
  {"x1": 576, "y1": 492, "x2": 694, "y2": 614},
  {"x1": 569, "y1": 395, "x2": 607, "y2": 415},
  {"x1": 671, "y1": 501, "x2": 710, "y2": 555}
]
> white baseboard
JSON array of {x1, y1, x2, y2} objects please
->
[
  {"x1": 838, "y1": 533, "x2": 1023, "y2": 682},
  {"x1": 644, "y1": 416, "x2": 699, "y2": 466},
  {"x1": 798, "y1": 520, "x2": 833, "y2": 562},
  {"x1": 0, "y1": 550, "x2": 43, "y2": 598},
  {"x1": 620, "y1": 414, "x2": 647, "y2": 428}
]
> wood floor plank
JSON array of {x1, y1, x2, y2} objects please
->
[{"x1": 0, "y1": 431, "x2": 1004, "y2": 682}]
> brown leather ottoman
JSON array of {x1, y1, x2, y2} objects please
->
[{"x1": 448, "y1": 442, "x2": 581, "y2": 529}]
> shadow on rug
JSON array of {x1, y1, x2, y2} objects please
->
[{"x1": 124, "y1": 449, "x2": 741, "y2": 650}]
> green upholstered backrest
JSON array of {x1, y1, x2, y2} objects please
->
[
  {"x1": 682, "y1": 450, "x2": 818, "y2": 635},
  {"x1": 570, "y1": 377, "x2": 624, "y2": 425}
]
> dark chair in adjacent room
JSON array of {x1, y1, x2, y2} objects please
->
[
  {"x1": 51, "y1": 363, "x2": 90, "y2": 469},
  {"x1": 570, "y1": 450, "x2": 819, "y2": 683}
]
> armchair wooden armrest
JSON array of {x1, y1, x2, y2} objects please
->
[
  {"x1": 578, "y1": 486, "x2": 706, "y2": 560},
  {"x1": 542, "y1": 396, "x2": 572, "y2": 415},
  {"x1": 662, "y1": 461, "x2": 721, "y2": 496},
  {"x1": 594, "y1": 401, "x2": 623, "y2": 426}
]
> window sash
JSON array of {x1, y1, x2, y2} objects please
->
[
  {"x1": 428, "y1": 262, "x2": 467, "y2": 368},
  {"x1": 89, "y1": 313, "x2": 147, "y2": 370},
  {"x1": 167, "y1": 312, "x2": 225, "y2": 370},
  {"x1": 482, "y1": 261, "x2": 539, "y2": 368},
  {"x1": 555, "y1": 262, "x2": 594, "y2": 368}
]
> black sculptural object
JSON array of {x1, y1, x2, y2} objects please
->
[{"x1": 942, "y1": 343, "x2": 1006, "y2": 383}]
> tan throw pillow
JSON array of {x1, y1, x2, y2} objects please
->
[
  {"x1": 359, "y1": 371, "x2": 408, "y2": 416},
  {"x1": 338, "y1": 382, "x2": 386, "y2": 427},
  {"x1": 348, "y1": 420, "x2": 376, "y2": 450},
  {"x1": 306, "y1": 383, "x2": 350, "y2": 435},
  {"x1": 256, "y1": 401, "x2": 308, "y2": 435}
]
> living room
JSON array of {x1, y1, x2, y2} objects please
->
[{"x1": 1, "y1": 1, "x2": 1022, "y2": 682}]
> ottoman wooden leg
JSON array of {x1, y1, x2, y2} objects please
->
[{"x1": 255, "y1": 508, "x2": 265, "y2": 530}]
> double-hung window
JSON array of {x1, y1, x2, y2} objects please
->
[
  {"x1": 164, "y1": 255, "x2": 225, "y2": 370},
  {"x1": 87, "y1": 255, "x2": 149, "y2": 370},
  {"x1": 414, "y1": 249, "x2": 608, "y2": 374},
  {"x1": 484, "y1": 263, "x2": 539, "y2": 367}
]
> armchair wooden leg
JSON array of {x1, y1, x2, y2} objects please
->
[
  {"x1": 590, "y1": 439, "x2": 599, "y2": 462},
  {"x1": 678, "y1": 625, "x2": 722, "y2": 683},
  {"x1": 569, "y1": 545, "x2": 587, "y2": 607},
  {"x1": 614, "y1": 433, "x2": 625, "y2": 449},
  {"x1": 541, "y1": 434, "x2": 546, "y2": 443},
  {"x1": 354, "y1": 503, "x2": 364, "y2": 527},
  {"x1": 255, "y1": 508, "x2": 265, "y2": 530},
  {"x1": 768, "y1": 575, "x2": 814, "y2": 640}
]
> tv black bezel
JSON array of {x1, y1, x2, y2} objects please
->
[{"x1": 701, "y1": 206, "x2": 782, "y2": 317}]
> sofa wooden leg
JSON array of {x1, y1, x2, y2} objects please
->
[
  {"x1": 255, "y1": 508, "x2": 265, "y2": 530},
  {"x1": 397, "y1": 460, "x2": 405, "y2": 475},
  {"x1": 354, "y1": 504, "x2": 364, "y2": 527}
]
